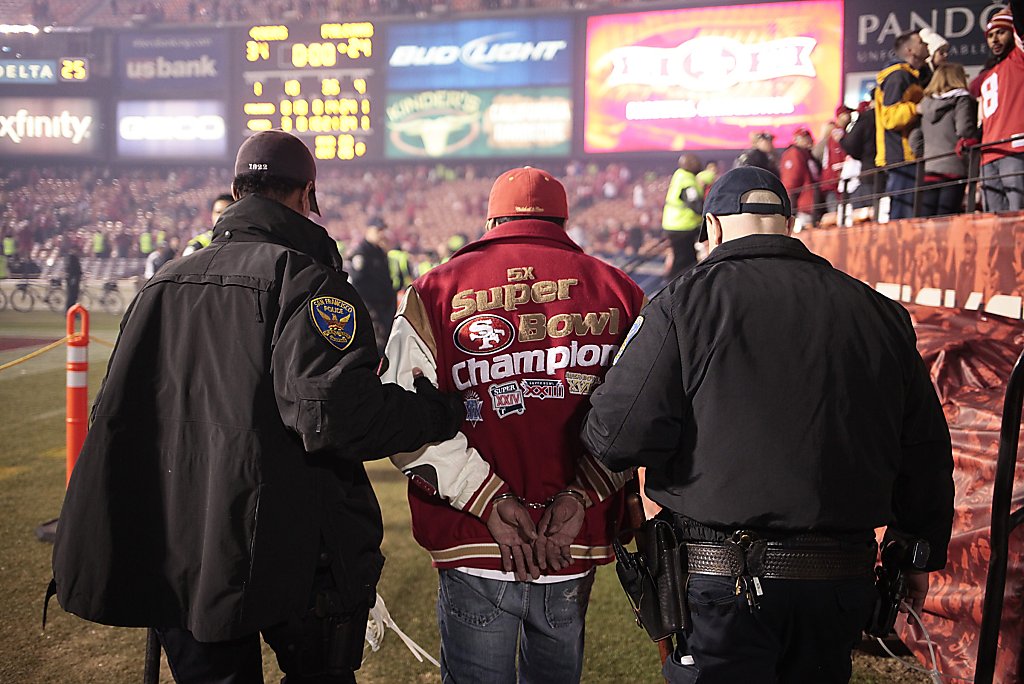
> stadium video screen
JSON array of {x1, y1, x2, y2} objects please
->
[
  {"x1": 237, "y1": 22, "x2": 381, "y2": 162},
  {"x1": 584, "y1": 0, "x2": 844, "y2": 153}
]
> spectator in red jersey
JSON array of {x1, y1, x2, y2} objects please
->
[
  {"x1": 970, "y1": 8, "x2": 1018, "y2": 98},
  {"x1": 780, "y1": 128, "x2": 821, "y2": 230},
  {"x1": 818, "y1": 106, "x2": 853, "y2": 214},
  {"x1": 979, "y1": 4, "x2": 1024, "y2": 212},
  {"x1": 914, "y1": 63, "x2": 979, "y2": 217}
]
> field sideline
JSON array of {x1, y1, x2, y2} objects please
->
[{"x1": 0, "y1": 308, "x2": 925, "y2": 683}]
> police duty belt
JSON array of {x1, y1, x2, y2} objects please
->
[{"x1": 685, "y1": 533, "x2": 877, "y2": 581}]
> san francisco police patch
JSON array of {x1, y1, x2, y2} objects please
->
[
  {"x1": 310, "y1": 297, "x2": 357, "y2": 352},
  {"x1": 612, "y1": 315, "x2": 644, "y2": 366}
]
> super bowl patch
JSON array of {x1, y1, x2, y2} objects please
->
[
  {"x1": 488, "y1": 381, "x2": 525, "y2": 418},
  {"x1": 464, "y1": 390, "x2": 484, "y2": 427},
  {"x1": 520, "y1": 378, "x2": 564, "y2": 400},
  {"x1": 566, "y1": 372, "x2": 602, "y2": 395},
  {"x1": 612, "y1": 315, "x2": 644, "y2": 365},
  {"x1": 310, "y1": 297, "x2": 357, "y2": 352}
]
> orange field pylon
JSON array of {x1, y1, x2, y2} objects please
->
[{"x1": 65, "y1": 304, "x2": 89, "y2": 486}]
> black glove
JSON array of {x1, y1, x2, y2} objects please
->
[{"x1": 414, "y1": 375, "x2": 466, "y2": 441}]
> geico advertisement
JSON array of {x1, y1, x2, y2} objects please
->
[
  {"x1": 0, "y1": 98, "x2": 98, "y2": 156},
  {"x1": 385, "y1": 87, "x2": 571, "y2": 159},
  {"x1": 116, "y1": 100, "x2": 227, "y2": 158},
  {"x1": 387, "y1": 18, "x2": 572, "y2": 90},
  {"x1": 119, "y1": 31, "x2": 227, "y2": 94},
  {"x1": 584, "y1": 0, "x2": 843, "y2": 153}
]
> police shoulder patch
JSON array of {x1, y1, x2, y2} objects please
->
[
  {"x1": 310, "y1": 296, "x2": 357, "y2": 352},
  {"x1": 612, "y1": 315, "x2": 644, "y2": 366}
]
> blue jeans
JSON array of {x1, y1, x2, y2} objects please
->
[
  {"x1": 982, "y1": 154, "x2": 1024, "y2": 212},
  {"x1": 885, "y1": 167, "x2": 917, "y2": 220},
  {"x1": 437, "y1": 569, "x2": 595, "y2": 684}
]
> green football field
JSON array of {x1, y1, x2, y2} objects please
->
[{"x1": 0, "y1": 307, "x2": 926, "y2": 683}]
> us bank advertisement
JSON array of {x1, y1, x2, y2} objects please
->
[
  {"x1": 584, "y1": 0, "x2": 843, "y2": 153},
  {"x1": 118, "y1": 31, "x2": 227, "y2": 95},
  {"x1": 385, "y1": 17, "x2": 573, "y2": 158}
]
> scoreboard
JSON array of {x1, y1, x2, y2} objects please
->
[{"x1": 238, "y1": 22, "x2": 380, "y2": 162}]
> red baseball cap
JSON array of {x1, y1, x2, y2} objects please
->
[{"x1": 487, "y1": 167, "x2": 568, "y2": 220}]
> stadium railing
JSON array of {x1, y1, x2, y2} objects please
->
[{"x1": 790, "y1": 135, "x2": 1023, "y2": 227}]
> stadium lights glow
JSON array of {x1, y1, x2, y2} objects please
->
[{"x1": 0, "y1": 25, "x2": 40, "y2": 35}]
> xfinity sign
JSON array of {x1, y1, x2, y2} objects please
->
[
  {"x1": 0, "y1": 109, "x2": 91, "y2": 144},
  {"x1": 387, "y1": 18, "x2": 572, "y2": 90},
  {"x1": 0, "y1": 98, "x2": 99, "y2": 157},
  {"x1": 117, "y1": 100, "x2": 227, "y2": 159}
]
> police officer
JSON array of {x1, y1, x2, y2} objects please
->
[
  {"x1": 182, "y1": 193, "x2": 233, "y2": 257},
  {"x1": 52, "y1": 130, "x2": 465, "y2": 684},
  {"x1": 349, "y1": 217, "x2": 396, "y2": 353},
  {"x1": 582, "y1": 166, "x2": 954, "y2": 683}
]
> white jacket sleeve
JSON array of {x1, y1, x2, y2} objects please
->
[{"x1": 381, "y1": 287, "x2": 507, "y2": 518}]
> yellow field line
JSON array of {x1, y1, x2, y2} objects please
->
[{"x1": 90, "y1": 335, "x2": 116, "y2": 348}]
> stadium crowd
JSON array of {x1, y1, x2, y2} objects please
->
[
  {"x1": 730, "y1": 10, "x2": 1024, "y2": 230},
  {"x1": 2, "y1": 7, "x2": 1023, "y2": 287},
  {"x1": 0, "y1": 159, "x2": 671, "y2": 283},
  {"x1": 18, "y1": 0, "x2": 645, "y2": 28}
]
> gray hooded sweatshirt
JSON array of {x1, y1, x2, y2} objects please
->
[{"x1": 914, "y1": 89, "x2": 979, "y2": 177}]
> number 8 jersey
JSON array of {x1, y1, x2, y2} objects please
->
[{"x1": 980, "y1": 32, "x2": 1024, "y2": 165}]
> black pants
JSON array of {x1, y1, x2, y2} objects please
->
[
  {"x1": 666, "y1": 229, "x2": 699, "y2": 281},
  {"x1": 157, "y1": 563, "x2": 367, "y2": 684},
  {"x1": 662, "y1": 574, "x2": 876, "y2": 684}
]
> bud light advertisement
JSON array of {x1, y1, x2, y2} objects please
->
[{"x1": 386, "y1": 17, "x2": 572, "y2": 90}]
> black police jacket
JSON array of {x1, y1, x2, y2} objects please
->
[
  {"x1": 582, "y1": 234, "x2": 954, "y2": 570},
  {"x1": 349, "y1": 239, "x2": 395, "y2": 317},
  {"x1": 53, "y1": 195, "x2": 456, "y2": 640}
]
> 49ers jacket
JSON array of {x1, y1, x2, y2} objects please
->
[
  {"x1": 381, "y1": 219, "x2": 645, "y2": 575},
  {"x1": 52, "y1": 195, "x2": 458, "y2": 641}
]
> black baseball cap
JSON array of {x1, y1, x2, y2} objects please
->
[
  {"x1": 234, "y1": 130, "x2": 320, "y2": 215},
  {"x1": 698, "y1": 166, "x2": 792, "y2": 241}
]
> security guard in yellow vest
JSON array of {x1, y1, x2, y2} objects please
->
[
  {"x1": 183, "y1": 194, "x2": 233, "y2": 257},
  {"x1": 92, "y1": 230, "x2": 106, "y2": 259},
  {"x1": 0, "y1": 232, "x2": 11, "y2": 278},
  {"x1": 388, "y1": 247, "x2": 415, "y2": 292},
  {"x1": 662, "y1": 154, "x2": 705, "y2": 280},
  {"x1": 139, "y1": 230, "x2": 154, "y2": 256}
]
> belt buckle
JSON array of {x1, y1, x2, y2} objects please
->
[{"x1": 730, "y1": 530, "x2": 768, "y2": 577}]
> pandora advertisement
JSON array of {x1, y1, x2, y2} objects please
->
[
  {"x1": 0, "y1": 98, "x2": 99, "y2": 157},
  {"x1": 116, "y1": 100, "x2": 227, "y2": 159},
  {"x1": 584, "y1": 0, "x2": 843, "y2": 153}
]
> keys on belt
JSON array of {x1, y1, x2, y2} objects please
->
[{"x1": 685, "y1": 530, "x2": 877, "y2": 612}]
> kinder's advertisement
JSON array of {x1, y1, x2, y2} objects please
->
[{"x1": 584, "y1": 0, "x2": 843, "y2": 153}]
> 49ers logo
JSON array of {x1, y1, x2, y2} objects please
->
[{"x1": 454, "y1": 313, "x2": 514, "y2": 355}]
